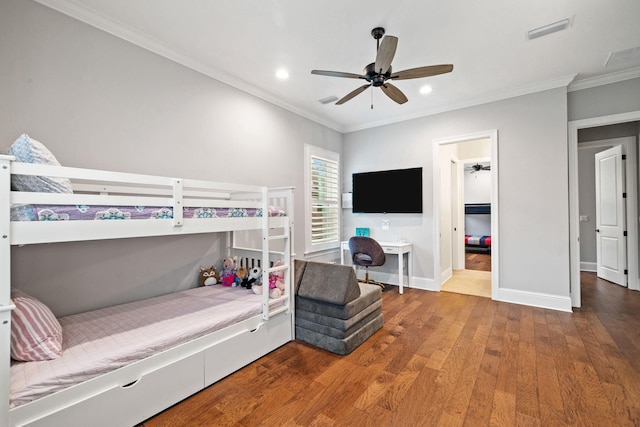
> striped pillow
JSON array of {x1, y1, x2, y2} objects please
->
[{"x1": 10, "y1": 290, "x2": 63, "y2": 362}]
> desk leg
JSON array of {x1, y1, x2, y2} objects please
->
[
  {"x1": 407, "y1": 250, "x2": 412, "y2": 290},
  {"x1": 398, "y1": 253, "x2": 404, "y2": 294}
]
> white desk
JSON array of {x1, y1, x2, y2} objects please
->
[{"x1": 340, "y1": 240, "x2": 412, "y2": 294}]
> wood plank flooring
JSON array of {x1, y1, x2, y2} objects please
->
[
  {"x1": 465, "y1": 252, "x2": 491, "y2": 271},
  {"x1": 139, "y1": 272, "x2": 640, "y2": 426}
]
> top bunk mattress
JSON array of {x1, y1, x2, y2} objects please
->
[
  {"x1": 10, "y1": 204, "x2": 286, "y2": 222},
  {"x1": 10, "y1": 285, "x2": 283, "y2": 409}
]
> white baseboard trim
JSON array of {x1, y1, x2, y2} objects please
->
[
  {"x1": 367, "y1": 273, "x2": 571, "y2": 312},
  {"x1": 441, "y1": 267, "x2": 452, "y2": 285},
  {"x1": 410, "y1": 276, "x2": 439, "y2": 292},
  {"x1": 580, "y1": 261, "x2": 597, "y2": 272},
  {"x1": 496, "y1": 288, "x2": 572, "y2": 312}
]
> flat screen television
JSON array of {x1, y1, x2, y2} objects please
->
[{"x1": 352, "y1": 167, "x2": 423, "y2": 213}]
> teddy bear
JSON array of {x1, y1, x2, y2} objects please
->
[
  {"x1": 198, "y1": 266, "x2": 219, "y2": 286},
  {"x1": 220, "y1": 257, "x2": 239, "y2": 287}
]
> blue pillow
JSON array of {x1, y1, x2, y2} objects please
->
[{"x1": 8, "y1": 134, "x2": 73, "y2": 193}]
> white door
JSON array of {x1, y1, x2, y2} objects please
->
[{"x1": 595, "y1": 145, "x2": 627, "y2": 286}]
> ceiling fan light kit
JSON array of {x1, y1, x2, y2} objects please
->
[{"x1": 311, "y1": 27, "x2": 453, "y2": 106}]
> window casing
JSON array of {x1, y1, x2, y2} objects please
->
[{"x1": 304, "y1": 144, "x2": 340, "y2": 254}]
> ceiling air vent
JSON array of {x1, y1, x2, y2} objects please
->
[
  {"x1": 605, "y1": 45, "x2": 640, "y2": 68},
  {"x1": 527, "y1": 18, "x2": 571, "y2": 40},
  {"x1": 318, "y1": 96, "x2": 339, "y2": 105}
]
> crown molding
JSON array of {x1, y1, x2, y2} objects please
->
[
  {"x1": 568, "y1": 67, "x2": 640, "y2": 92},
  {"x1": 344, "y1": 74, "x2": 577, "y2": 133}
]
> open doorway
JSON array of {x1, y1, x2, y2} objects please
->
[
  {"x1": 462, "y1": 158, "x2": 492, "y2": 274},
  {"x1": 569, "y1": 111, "x2": 640, "y2": 307},
  {"x1": 433, "y1": 130, "x2": 499, "y2": 299}
]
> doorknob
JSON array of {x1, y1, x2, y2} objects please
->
[{"x1": 596, "y1": 229, "x2": 600, "y2": 233}]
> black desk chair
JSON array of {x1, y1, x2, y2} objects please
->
[{"x1": 348, "y1": 236, "x2": 386, "y2": 287}]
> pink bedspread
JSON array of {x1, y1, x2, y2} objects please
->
[{"x1": 10, "y1": 286, "x2": 278, "y2": 408}]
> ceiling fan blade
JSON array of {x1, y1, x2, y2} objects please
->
[
  {"x1": 374, "y1": 35, "x2": 398, "y2": 74},
  {"x1": 381, "y1": 82, "x2": 408, "y2": 104},
  {"x1": 336, "y1": 84, "x2": 372, "y2": 105},
  {"x1": 311, "y1": 70, "x2": 365, "y2": 79},
  {"x1": 390, "y1": 64, "x2": 454, "y2": 80}
]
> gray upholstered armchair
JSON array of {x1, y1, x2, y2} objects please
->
[{"x1": 293, "y1": 260, "x2": 383, "y2": 355}]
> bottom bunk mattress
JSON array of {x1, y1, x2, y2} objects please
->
[{"x1": 10, "y1": 285, "x2": 282, "y2": 409}]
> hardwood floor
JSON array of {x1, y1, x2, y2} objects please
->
[
  {"x1": 465, "y1": 252, "x2": 491, "y2": 271},
  {"x1": 140, "y1": 272, "x2": 640, "y2": 426}
]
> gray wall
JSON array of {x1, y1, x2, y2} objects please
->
[
  {"x1": 568, "y1": 78, "x2": 640, "y2": 121},
  {"x1": 1, "y1": 0, "x2": 342, "y2": 315},
  {"x1": 343, "y1": 88, "x2": 570, "y2": 298}
]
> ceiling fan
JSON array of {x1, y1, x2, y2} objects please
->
[
  {"x1": 465, "y1": 163, "x2": 491, "y2": 173},
  {"x1": 311, "y1": 27, "x2": 453, "y2": 106}
]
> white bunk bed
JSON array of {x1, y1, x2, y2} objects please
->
[{"x1": 0, "y1": 154, "x2": 295, "y2": 427}]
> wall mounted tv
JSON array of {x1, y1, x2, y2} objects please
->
[{"x1": 352, "y1": 167, "x2": 423, "y2": 213}]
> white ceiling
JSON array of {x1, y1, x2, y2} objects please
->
[{"x1": 35, "y1": 0, "x2": 640, "y2": 133}]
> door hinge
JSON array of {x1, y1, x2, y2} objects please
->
[
  {"x1": 625, "y1": 269, "x2": 628, "y2": 275},
  {"x1": 623, "y1": 192, "x2": 627, "y2": 198},
  {"x1": 624, "y1": 231, "x2": 628, "y2": 236},
  {"x1": 622, "y1": 154, "x2": 627, "y2": 160}
]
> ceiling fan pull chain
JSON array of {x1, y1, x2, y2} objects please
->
[{"x1": 371, "y1": 86, "x2": 374, "y2": 109}]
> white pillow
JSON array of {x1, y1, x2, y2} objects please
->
[
  {"x1": 8, "y1": 134, "x2": 73, "y2": 193},
  {"x1": 11, "y1": 289, "x2": 63, "y2": 362}
]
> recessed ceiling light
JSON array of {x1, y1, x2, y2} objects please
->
[
  {"x1": 419, "y1": 85, "x2": 433, "y2": 95},
  {"x1": 527, "y1": 18, "x2": 571, "y2": 40},
  {"x1": 275, "y1": 69, "x2": 289, "y2": 80}
]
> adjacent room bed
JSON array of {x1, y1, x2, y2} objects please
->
[
  {"x1": 1, "y1": 135, "x2": 295, "y2": 427},
  {"x1": 464, "y1": 203, "x2": 491, "y2": 254}
]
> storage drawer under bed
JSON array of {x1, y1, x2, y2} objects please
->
[
  {"x1": 204, "y1": 311, "x2": 293, "y2": 386},
  {"x1": 15, "y1": 352, "x2": 204, "y2": 427}
]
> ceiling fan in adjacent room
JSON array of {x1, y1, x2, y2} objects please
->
[
  {"x1": 465, "y1": 163, "x2": 491, "y2": 173},
  {"x1": 311, "y1": 27, "x2": 453, "y2": 106}
]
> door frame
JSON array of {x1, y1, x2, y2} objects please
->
[
  {"x1": 451, "y1": 159, "x2": 465, "y2": 271},
  {"x1": 433, "y1": 129, "x2": 499, "y2": 297},
  {"x1": 569, "y1": 110, "x2": 640, "y2": 307}
]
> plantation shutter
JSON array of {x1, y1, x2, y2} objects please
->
[{"x1": 310, "y1": 155, "x2": 340, "y2": 246}]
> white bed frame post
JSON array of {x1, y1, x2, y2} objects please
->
[
  {"x1": 0, "y1": 155, "x2": 15, "y2": 427},
  {"x1": 172, "y1": 178, "x2": 183, "y2": 227},
  {"x1": 261, "y1": 187, "x2": 270, "y2": 320}
]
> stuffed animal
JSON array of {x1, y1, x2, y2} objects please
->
[
  {"x1": 237, "y1": 266, "x2": 249, "y2": 287},
  {"x1": 220, "y1": 257, "x2": 239, "y2": 287},
  {"x1": 198, "y1": 266, "x2": 219, "y2": 286},
  {"x1": 268, "y1": 260, "x2": 286, "y2": 298},
  {"x1": 253, "y1": 263, "x2": 283, "y2": 298},
  {"x1": 245, "y1": 266, "x2": 262, "y2": 290}
]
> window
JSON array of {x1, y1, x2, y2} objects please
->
[{"x1": 304, "y1": 144, "x2": 340, "y2": 254}]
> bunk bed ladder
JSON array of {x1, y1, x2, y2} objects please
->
[{"x1": 262, "y1": 189, "x2": 293, "y2": 321}]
